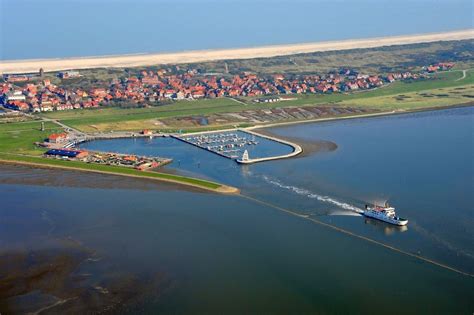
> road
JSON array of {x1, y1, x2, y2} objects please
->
[
  {"x1": 455, "y1": 69, "x2": 468, "y2": 81},
  {"x1": 228, "y1": 97, "x2": 247, "y2": 106}
]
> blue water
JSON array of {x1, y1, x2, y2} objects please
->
[
  {"x1": 1, "y1": 107, "x2": 473, "y2": 313},
  {"x1": 80, "y1": 107, "x2": 474, "y2": 274},
  {"x1": 81, "y1": 131, "x2": 293, "y2": 161},
  {"x1": 1, "y1": 0, "x2": 472, "y2": 60}
]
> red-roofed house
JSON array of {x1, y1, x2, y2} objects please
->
[{"x1": 48, "y1": 133, "x2": 68, "y2": 143}]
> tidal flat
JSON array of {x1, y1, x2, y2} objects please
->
[{"x1": 1, "y1": 107, "x2": 473, "y2": 313}]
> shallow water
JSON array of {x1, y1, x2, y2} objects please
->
[
  {"x1": 1, "y1": 107, "x2": 473, "y2": 313},
  {"x1": 80, "y1": 107, "x2": 474, "y2": 273}
]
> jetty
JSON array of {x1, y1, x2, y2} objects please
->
[
  {"x1": 236, "y1": 129, "x2": 302, "y2": 164},
  {"x1": 172, "y1": 128, "x2": 302, "y2": 164}
]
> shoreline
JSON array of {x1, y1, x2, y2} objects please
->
[
  {"x1": 253, "y1": 129, "x2": 338, "y2": 158},
  {"x1": 0, "y1": 158, "x2": 240, "y2": 195},
  {"x1": 0, "y1": 103, "x2": 471, "y2": 194},
  {"x1": 248, "y1": 102, "x2": 474, "y2": 130},
  {"x1": 1, "y1": 29, "x2": 473, "y2": 73}
]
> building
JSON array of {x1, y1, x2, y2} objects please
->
[
  {"x1": 48, "y1": 133, "x2": 69, "y2": 143},
  {"x1": 254, "y1": 97, "x2": 281, "y2": 103},
  {"x1": 3, "y1": 91, "x2": 26, "y2": 103},
  {"x1": 45, "y1": 149, "x2": 88, "y2": 158},
  {"x1": 58, "y1": 71, "x2": 81, "y2": 79}
]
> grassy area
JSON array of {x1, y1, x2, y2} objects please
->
[
  {"x1": 0, "y1": 153, "x2": 222, "y2": 189},
  {"x1": 39, "y1": 69, "x2": 474, "y2": 132},
  {"x1": 41, "y1": 98, "x2": 246, "y2": 132},
  {"x1": 154, "y1": 40, "x2": 474, "y2": 75},
  {"x1": 0, "y1": 120, "x2": 229, "y2": 191},
  {"x1": 339, "y1": 84, "x2": 474, "y2": 110},
  {"x1": 0, "y1": 121, "x2": 63, "y2": 155}
]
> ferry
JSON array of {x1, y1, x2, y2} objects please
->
[{"x1": 363, "y1": 203, "x2": 408, "y2": 226}]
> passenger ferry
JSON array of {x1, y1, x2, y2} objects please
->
[{"x1": 363, "y1": 203, "x2": 408, "y2": 226}]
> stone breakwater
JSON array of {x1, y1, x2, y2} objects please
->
[
  {"x1": 172, "y1": 128, "x2": 302, "y2": 164},
  {"x1": 236, "y1": 129, "x2": 302, "y2": 164}
]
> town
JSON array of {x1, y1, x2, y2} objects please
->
[{"x1": 0, "y1": 63, "x2": 454, "y2": 113}]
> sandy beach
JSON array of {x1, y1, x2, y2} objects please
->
[{"x1": 1, "y1": 29, "x2": 473, "y2": 74}]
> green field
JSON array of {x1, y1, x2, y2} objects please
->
[
  {"x1": 0, "y1": 121, "x2": 63, "y2": 155},
  {"x1": 40, "y1": 69, "x2": 474, "y2": 132},
  {"x1": 0, "y1": 121, "x2": 227, "y2": 191}
]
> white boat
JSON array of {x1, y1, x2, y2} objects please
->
[{"x1": 363, "y1": 203, "x2": 408, "y2": 226}]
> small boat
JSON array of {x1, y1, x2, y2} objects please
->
[{"x1": 363, "y1": 202, "x2": 408, "y2": 226}]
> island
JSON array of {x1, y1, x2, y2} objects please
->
[{"x1": 1, "y1": 30, "x2": 473, "y2": 192}]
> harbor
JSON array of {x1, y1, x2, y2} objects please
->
[
  {"x1": 174, "y1": 129, "x2": 301, "y2": 164},
  {"x1": 36, "y1": 122, "x2": 302, "y2": 168},
  {"x1": 174, "y1": 131, "x2": 259, "y2": 160},
  {"x1": 54, "y1": 128, "x2": 302, "y2": 165}
]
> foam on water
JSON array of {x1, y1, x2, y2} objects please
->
[
  {"x1": 261, "y1": 175, "x2": 364, "y2": 214},
  {"x1": 328, "y1": 210, "x2": 363, "y2": 217}
]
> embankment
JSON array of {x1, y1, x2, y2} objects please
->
[{"x1": 0, "y1": 156, "x2": 239, "y2": 194}]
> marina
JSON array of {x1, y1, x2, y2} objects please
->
[
  {"x1": 174, "y1": 129, "x2": 301, "y2": 164},
  {"x1": 174, "y1": 131, "x2": 260, "y2": 160},
  {"x1": 53, "y1": 128, "x2": 299, "y2": 166}
]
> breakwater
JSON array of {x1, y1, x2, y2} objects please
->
[
  {"x1": 237, "y1": 129, "x2": 302, "y2": 164},
  {"x1": 172, "y1": 129, "x2": 301, "y2": 164}
]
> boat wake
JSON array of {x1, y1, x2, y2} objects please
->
[
  {"x1": 328, "y1": 210, "x2": 363, "y2": 217},
  {"x1": 261, "y1": 175, "x2": 364, "y2": 214}
]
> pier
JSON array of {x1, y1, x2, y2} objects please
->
[
  {"x1": 236, "y1": 129, "x2": 302, "y2": 164},
  {"x1": 60, "y1": 131, "x2": 167, "y2": 149}
]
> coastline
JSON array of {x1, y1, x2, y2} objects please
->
[
  {"x1": 249, "y1": 102, "x2": 474, "y2": 130},
  {"x1": 0, "y1": 103, "x2": 471, "y2": 193},
  {"x1": 0, "y1": 158, "x2": 240, "y2": 194},
  {"x1": 1, "y1": 29, "x2": 473, "y2": 73},
  {"x1": 253, "y1": 129, "x2": 338, "y2": 158}
]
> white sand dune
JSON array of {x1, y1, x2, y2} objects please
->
[{"x1": 1, "y1": 29, "x2": 473, "y2": 74}]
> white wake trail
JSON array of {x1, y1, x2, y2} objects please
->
[{"x1": 261, "y1": 175, "x2": 364, "y2": 214}]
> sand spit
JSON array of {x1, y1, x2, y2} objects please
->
[
  {"x1": 1, "y1": 29, "x2": 473, "y2": 74},
  {"x1": 254, "y1": 128, "x2": 338, "y2": 158}
]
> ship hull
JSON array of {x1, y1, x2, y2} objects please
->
[{"x1": 363, "y1": 211, "x2": 408, "y2": 226}]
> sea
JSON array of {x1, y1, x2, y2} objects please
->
[
  {"x1": 1, "y1": 107, "x2": 473, "y2": 313},
  {"x1": 1, "y1": 0, "x2": 473, "y2": 60}
]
